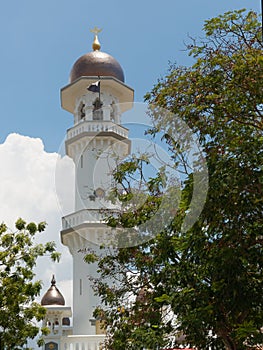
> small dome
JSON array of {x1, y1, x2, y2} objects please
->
[
  {"x1": 69, "y1": 50, "x2": 125, "y2": 83},
  {"x1": 41, "y1": 275, "x2": 65, "y2": 306}
]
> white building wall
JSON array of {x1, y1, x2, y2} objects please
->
[{"x1": 61, "y1": 89, "x2": 130, "y2": 336}]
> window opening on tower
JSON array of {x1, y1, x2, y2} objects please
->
[
  {"x1": 93, "y1": 98, "x2": 103, "y2": 120},
  {"x1": 80, "y1": 279, "x2": 82, "y2": 295},
  {"x1": 80, "y1": 103, "x2": 85, "y2": 119}
]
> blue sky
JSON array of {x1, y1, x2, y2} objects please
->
[{"x1": 0, "y1": 0, "x2": 260, "y2": 152}]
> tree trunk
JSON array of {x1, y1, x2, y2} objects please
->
[{"x1": 222, "y1": 335, "x2": 237, "y2": 350}]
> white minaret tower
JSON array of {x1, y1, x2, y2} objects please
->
[{"x1": 60, "y1": 28, "x2": 134, "y2": 336}]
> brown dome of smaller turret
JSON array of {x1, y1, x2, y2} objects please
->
[{"x1": 41, "y1": 275, "x2": 65, "y2": 306}]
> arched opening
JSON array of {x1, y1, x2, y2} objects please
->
[
  {"x1": 93, "y1": 98, "x2": 103, "y2": 120},
  {"x1": 77, "y1": 102, "x2": 86, "y2": 121}
]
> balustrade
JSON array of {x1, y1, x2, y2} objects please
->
[
  {"x1": 67, "y1": 121, "x2": 128, "y2": 140},
  {"x1": 61, "y1": 335, "x2": 105, "y2": 350},
  {"x1": 62, "y1": 209, "x2": 108, "y2": 230}
]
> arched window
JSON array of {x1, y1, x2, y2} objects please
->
[
  {"x1": 77, "y1": 102, "x2": 85, "y2": 121},
  {"x1": 93, "y1": 98, "x2": 103, "y2": 120}
]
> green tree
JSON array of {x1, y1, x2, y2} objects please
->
[
  {"x1": 0, "y1": 218, "x2": 60, "y2": 350},
  {"x1": 89, "y1": 9, "x2": 263, "y2": 350}
]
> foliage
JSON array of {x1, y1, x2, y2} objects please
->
[
  {"x1": 88, "y1": 9, "x2": 263, "y2": 350},
  {"x1": 0, "y1": 218, "x2": 60, "y2": 350}
]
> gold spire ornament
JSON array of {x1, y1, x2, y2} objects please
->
[{"x1": 90, "y1": 26, "x2": 102, "y2": 51}]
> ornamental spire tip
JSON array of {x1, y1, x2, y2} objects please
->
[
  {"x1": 51, "y1": 274, "x2": 56, "y2": 286},
  {"x1": 90, "y1": 26, "x2": 102, "y2": 51}
]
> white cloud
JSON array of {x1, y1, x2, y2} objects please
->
[{"x1": 0, "y1": 133, "x2": 74, "y2": 306}]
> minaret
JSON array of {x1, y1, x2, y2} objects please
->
[{"x1": 60, "y1": 28, "x2": 134, "y2": 335}]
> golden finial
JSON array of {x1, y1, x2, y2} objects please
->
[{"x1": 90, "y1": 26, "x2": 102, "y2": 51}]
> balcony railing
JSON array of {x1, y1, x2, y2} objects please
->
[
  {"x1": 62, "y1": 209, "x2": 111, "y2": 230},
  {"x1": 61, "y1": 335, "x2": 105, "y2": 350},
  {"x1": 67, "y1": 120, "x2": 129, "y2": 140}
]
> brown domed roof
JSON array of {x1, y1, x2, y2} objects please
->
[
  {"x1": 69, "y1": 50, "x2": 125, "y2": 83},
  {"x1": 41, "y1": 275, "x2": 65, "y2": 306}
]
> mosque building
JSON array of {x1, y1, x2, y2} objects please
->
[{"x1": 40, "y1": 27, "x2": 134, "y2": 350}]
